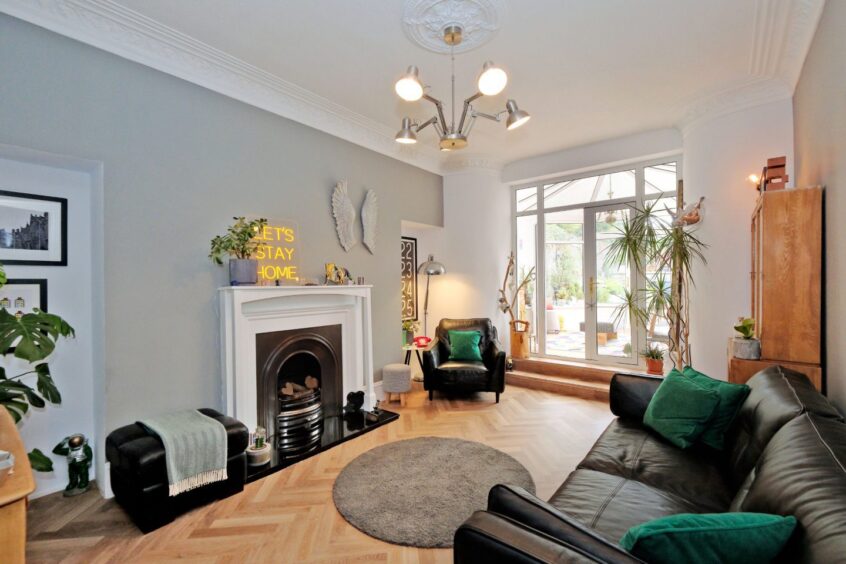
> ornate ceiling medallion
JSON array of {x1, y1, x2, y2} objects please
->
[{"x1": 401, "y1": 0, "x2": 503, "y2": 54}]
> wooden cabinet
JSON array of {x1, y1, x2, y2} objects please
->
[
  {"x1": 0, "y1": 407, "x2": 35, "y2": 564},
  {"x1": 729, "y1": 357, "x2": 822, "y2": 391},
  {"x1": 733, "y1": 187, "x2": 824, "y2": 390}
]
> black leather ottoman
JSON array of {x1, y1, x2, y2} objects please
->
[{"x1": 106, "y1": 408, "x2": 249, "y2": 532}]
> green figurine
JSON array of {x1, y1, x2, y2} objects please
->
[{"x1": 53, "y1": 434, "x2": 92, "y2": 497}]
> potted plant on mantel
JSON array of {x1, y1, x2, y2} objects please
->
[
  {"x1": 0, "y1": 264, "x2": 75, "y2": 472},
  {"x1": 642, "y1": 344, "x2": 665, "y2": 375},
  {"x1": 209, "y1": 217, "x2": 268, "y2": 286},
  {"x1": 732, "y1": 317, "x2": 761, "y2": 360}
]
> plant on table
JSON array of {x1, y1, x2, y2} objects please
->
[
  {"x1": 642, "y1": 343, "x2": 665, "y2": 375},
  {"x1": 732, "y1": 317, "x2": 761, "y2": 360},
  {"x1": 734, "y1": 317, "x2": 755, "y2": 339},
  {"x1": 604, "y1": 196, "x2": 707, "y2": 369},
  {"x1": 0, "y1": 263, "x2": 75, "y2": 471}
]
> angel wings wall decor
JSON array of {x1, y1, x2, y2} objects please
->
[
  {"x1": 332, "y1": 180, "x2": 357, "y2": 251},
  {"x1": 361, "y1": 189, "x2": 378, "y2": 254}
]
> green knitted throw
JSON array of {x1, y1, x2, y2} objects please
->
[{"x1": 140, "y1": 409, "x2": 228, "y2": 496}]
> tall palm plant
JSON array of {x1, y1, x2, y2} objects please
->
[{"x1": 605, "y1": 197, "x2": 707, "y2": 368}]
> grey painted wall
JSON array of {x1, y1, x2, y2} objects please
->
[
  {"x1": 0, "y1": 15, "x2": 443, "y2": 430},
  {"x1": 793, "y1": 1, "x2": 846, "y2": 411}
]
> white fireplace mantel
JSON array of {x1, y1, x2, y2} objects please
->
[{"x1": 218, "y1": 285, "x2": 375, "y2": 431}]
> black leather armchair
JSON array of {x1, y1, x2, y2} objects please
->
[{"x1": 422, "y1": 318, "x2": 506, "y2": 403}]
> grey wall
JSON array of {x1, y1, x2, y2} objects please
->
[
  {"x1": 0, "y1": 15, "x2": 443, "y2": 430},
  {"x1": 793, "y1": 0, "x2": 846, "y2": 411}
]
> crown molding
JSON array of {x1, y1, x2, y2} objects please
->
[
  {"x1": 441, "y1": 154, "x2": 505, "y2": 175},
  {"x1": 0, "y1": 0, "x2": 446, "y2": 175},
  {"x1": 679, "y1": 0, "x2": 823, "y2": 134}
]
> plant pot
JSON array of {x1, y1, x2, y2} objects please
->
[
  {"x1": 510, "y1": 320, "x2": 530, "y2": 360},
  {"x1": 229, "y1": 258, "x2": 258, "y2": 286},
  {"x1": 246, "y1": 443, "x2": 271, "y2": 467},
  {"x1": 646, "y1": 358, "x2": 664, "y2": 376},
  {"x1": 732, "y1": 337, "x2": 761, "y2": 360}
]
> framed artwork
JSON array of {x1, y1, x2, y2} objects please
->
[
  {"x1": 0, "y1": 190, "x2": 67, "y2": 266},
  {"x1": 401, "y1": 237, "x2": 418, "y2": 321},
  {"x1": 0, "y1": 279, "x2": 48, "y2": 317}
]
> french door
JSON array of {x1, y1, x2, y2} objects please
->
[{"x1": 540, "y1": 202, "x2": 637, "y2": 365}]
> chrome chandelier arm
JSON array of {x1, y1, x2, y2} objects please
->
[
  {"x1": 422, "y1": 94, "x2": 448, "y2": 132},
  {"x1": 458, "y1": 92, "x2": 483, "y2": 134},
  {"x1": 473, "y1": 110, "x2": 506, "y2": 123},
  {"x1": 415, "y1": 116, "x2": 439, "y2": 133}
]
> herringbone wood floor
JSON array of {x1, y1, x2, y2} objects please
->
[{"x1": 26, "y1": 383, "x2": 612, "y2": 563}]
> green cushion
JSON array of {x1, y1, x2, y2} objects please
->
[
  {"x1": 683, "y1": 366, "x2": 750, "y2": 450},
  {"x1": 620, "y1": 512, "x2": 797, "y2": 564},
  {"x1": 643, "y1": 369, "x2": 721, "y2": 448},
  {"x1": 447, "y1": 330, "x2": 483, "y2": 362}
]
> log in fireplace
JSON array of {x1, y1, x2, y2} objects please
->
[{"x1": 256, "y1": 325, "x2": 342, "y2": 456}]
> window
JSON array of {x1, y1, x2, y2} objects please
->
[{"x1": 513, "y1": 158, "x2": 680, "y2": 367}]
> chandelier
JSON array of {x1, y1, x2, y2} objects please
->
[{"x1": 394, "y1": 25, "x2": 530, "y2": 151}]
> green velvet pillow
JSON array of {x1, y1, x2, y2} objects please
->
[
  {"x1": 620, "y1": 513, "x2": 797, "y2": 564},
  {"x1": 643, "y1": 369, "x2": 721, "y2": 448},
  {"x1": 682, "y1": 366, "x2": 750, "y2": 450},
  {"x1": 447, "y1": 330, "x2": 483, "y2": 362}
]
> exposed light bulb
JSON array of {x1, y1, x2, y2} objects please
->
[
  {"x1": 747, "y1": 174, "x2": 760, "y2": 184},
  {"x1": 395, "y1": 66, "x2": 423, "y2": 102},
  {"x1": 477, "y1": 61, "x2": 508, "y2": 96}
]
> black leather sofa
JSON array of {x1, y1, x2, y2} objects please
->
[
  {"x1": 106, "y1": 408, "x2": 249, "y2": 532},
  {"x1": 454, "y1": 366, "x2": 846, "y2": 563},
  {"x1": 422, "y1": 318, "x2": 506, "y2": 403}
]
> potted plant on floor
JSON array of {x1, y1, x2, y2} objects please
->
[
  {"x1": 498, "y1": 253, "x2": 535, "y2": 360},
  {"x1": 642, "y1": 344, "x2": 665, "y2": 375},
  {"x1": 209, "y1": 217, "x2": 268, "y2": 285},
  {"x1": 0, "y1": 264, "x2": 75, "y2": 471},
  {"x1": 732, "y1": 317, "x2": 761, "y2": 360},
  {"x1": 604, "y1": 194, "x2": 707, "y2": 369}
]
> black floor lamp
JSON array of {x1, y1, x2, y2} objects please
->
[{"x1": 418, "y1": 254, "x2": 446, "y2": 337}]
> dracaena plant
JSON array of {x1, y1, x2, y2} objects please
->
[
  {"x1": 604, "y1": 197, "x2": 707, "y2": 369},
  {"x1": 0, "y1": 263, "x2": 75, "y2": 472}
]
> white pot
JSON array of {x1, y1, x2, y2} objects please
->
[{"x1": 732, "y1": 337, "x2": 761, "y2": 360}]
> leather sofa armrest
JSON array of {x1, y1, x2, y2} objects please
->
[
  {"x1": 423, "y1": 340, "x2": 441, "y2": 373},
  {"x1": 455, "y1": 510, "x2": 621, "y2": 564},
  {"x1": 486, "y1": 485, "x2": 643, "y2": 563},
  {"x1": 485, "y1": 340, "x2": 507, "y2": 391},
  {"x1": 609, "y1": 373, "x2": 663, "y2": 420}
]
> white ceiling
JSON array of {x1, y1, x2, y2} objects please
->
[{"x1": 1, "y1": 0, "x2": 824, "y2": 174}]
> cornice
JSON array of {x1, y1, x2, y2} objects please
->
[{"x1": 0, "y1": 0, "x2": 445, "y2": 175}]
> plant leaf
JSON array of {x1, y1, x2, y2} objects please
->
[
  {"x1": 1, "y1": 396, "x2": 28, "y2": 423},
  {"x1": 0, "y1": 379, "x2": 45, "y2": 408},
  {"x1": 0, "y1": 308, "x2": 75, "y2": 362},
  {"x1": 35, "y1": 363, "x2": 61, "y2": 404},
  {"x1": 28, "y1": 448, "x2": 53, "y2": 472}
]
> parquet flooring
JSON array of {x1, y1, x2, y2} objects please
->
[{"x1": 26, "y1": 383, "x2": 613, "y2": 563}]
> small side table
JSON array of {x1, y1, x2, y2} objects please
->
[{"x1": 403, "y1": 343, "x2": 428, "y2": 381}]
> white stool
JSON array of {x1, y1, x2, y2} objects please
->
[{"x1": 383, "y1": 363, "x2": 412, "y2": 407}]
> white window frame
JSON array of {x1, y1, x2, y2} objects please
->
[{"x1": 511, "y1": 154, "x2": 682, "y2": 368}]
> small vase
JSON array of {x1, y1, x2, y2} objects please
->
[
  {"x1": 732, "y1": 337, "x2": 761, "y2": 360},
  {"x1": 229, "y1": 259, "x2": 258, "y2": 286},
  {"x1": 646, "y1": 358, "x2": 664, "y2": 376},
  {"x1": 404, "y1": 330, "x2": 414, "y2": 346}
]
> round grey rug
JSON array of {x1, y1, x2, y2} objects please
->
[{"x1": 332, "y1": 436, "x2": 535, "y2": 548}]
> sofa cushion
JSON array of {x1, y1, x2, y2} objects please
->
[
  {"x1": 578, "y1": 419, "x2": 732, "y2": 512},
  {"x1": 643, "y1": 370, "x2": 721, "y2": 449},
  {"x1": 548, "y1": 469, "x2": 704, "y2": 543},
  {"x1": 434, "y1": 360, "x2": 489, "y2": 387},
  {"x1": 106, "y1": 408, "x2": 248, "y2": 488},
  {"x1": 731, "y1": 413, "x2": 846, "y2": 563},
  {"x1": 620, "y1": 512, "x2": 797, "y2": 564},
  {"x1": 448, "y1": 330, "x2": 484, "y2": 361},
  {"x1": 723, "y1": 366, "x2": 843, "y2": 488},
  {"x1": 682, "y1": 366, "x2": 750, "y2": 450}
]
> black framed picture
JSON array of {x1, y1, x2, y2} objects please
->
[
  {"x1": 401, "y1": 236, "x2": 418, "y2": 321},
  {"x1": 0, "y1": 279, "x2": 48, "y2": 316},
  {"x1": 0, "y1": 190, "x2": 67, "y2": 266}
]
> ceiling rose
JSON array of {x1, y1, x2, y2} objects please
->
[{"x1": 401, "y1": 0, "x2": 503, "y2": 54}]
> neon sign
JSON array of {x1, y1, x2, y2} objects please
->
[{"x1": 250, "y1": 218, "x2": 300, "y2": 283}]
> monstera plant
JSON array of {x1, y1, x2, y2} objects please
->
[{"x1": 0, "y1": 264, "x2": 75, "y2": 471}]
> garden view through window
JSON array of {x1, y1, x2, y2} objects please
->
[{"x1": 513, "y1": 161, "x2": 678, "y2": 366}]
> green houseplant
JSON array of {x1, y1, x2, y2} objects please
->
[
  {"x1": 732, "y1": 317, "x2": 761, "y2": 360},
  {"x1": 642, "y1": 344, "x2": 665, "y2": 375},
  {"x1": 209, "y1": 217, "x2": 268, "y2": 285},
  {"x1": 605, "y1": 196, "x2": 707, "y2": 369},
  {"x1": 0, "y1": 264, "x2": 75, "y2": 471}
]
